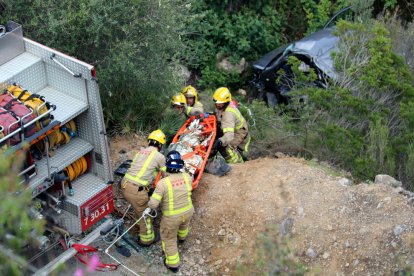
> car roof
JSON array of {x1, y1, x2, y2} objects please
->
[
  {"x1": 290, "y1": 28, "x2": 339, "y2": 79},
  {"x1": 252, "y1": 44, "x2": 288, "y2": 71}
]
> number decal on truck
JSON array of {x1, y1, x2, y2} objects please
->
[{"x1": 80, "y1": 186, "x2": 114, "y2": 231}]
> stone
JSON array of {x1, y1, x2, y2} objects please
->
[
  {"x1": 306, "y1": 247, "x2": 316, "y2": 258},
  {"x1": 375, "y1": 174, "x2": 402, "y2": 188},
  {"x1": 196, "y1": 239, "x2": 201, "y2": 245},
  {"x1": 280, "y1": 217, "x2": 294, "y2": 235},
  {"x1": 338, "y1": 178, "x2": 353, "y2": 186},
  {"x1": 297, "y1": 206, "x2": 304, "y2": 216},
  {"x1": 394, "y1": 225, "x2": 405, "y2": 236},
  {"x1": 275, "y1": 152, "x2": 286, "y2": 158},
  {"x1": 228, "y1": 232, "x2": 241, "y2": 245},
  {"x1": 216, "y1": 57, "x2": 247, "y2": 74},
  {"x1": 214, "y1": 259, "x2": 223, "y2": 266},
  {"x1": 237, "y1": 89, "x2": 247, "y2": 96},
  {"x1": 323, "y1": 252, "x2": 330, "y2": 259}
]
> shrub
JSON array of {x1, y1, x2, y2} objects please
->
[
  {"x1": 0, "y1": 0, "x2": 190, "y2": 133},
  {"x1": 0, "y1": 152, "x2": 44, "y2": 275},
  {"x1": 235, "y1": 224, "x2": 306, "y2": 275},
  {"x1": 248, "y1": 18, "x2": 414, "y2": 189},
  {"x1": 183, "y1": 0, "x2": 304, "y2": 90}
]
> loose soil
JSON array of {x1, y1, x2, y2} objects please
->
[{"x1": 73, "y1": 134, "x2": 414, "y2": 276}]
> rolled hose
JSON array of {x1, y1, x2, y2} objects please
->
[{"x1": 63, "y1": 156, "x2": 87, "y2": 182}]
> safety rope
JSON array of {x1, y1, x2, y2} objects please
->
[{"x1": 104, "y1": 205, "x2": 157, "y2": 276}]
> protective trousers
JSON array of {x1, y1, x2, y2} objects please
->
[
  {"x1": 219, "y1": 133, "x2": 251, "y2": 163},
  {"x1": 161, "y1": 209, "x2": 194, "y2": 268},
  {"x1": 121, "y1": 181, "x2": 154, "y2": 244}
]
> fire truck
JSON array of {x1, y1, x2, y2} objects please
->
[{"x1": 0, "y1": 22, "x2": 114, "y2": 274}]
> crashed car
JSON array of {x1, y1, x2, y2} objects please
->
[{"x1": 250, "y1": 6, "x2": 352, "y2": 106}]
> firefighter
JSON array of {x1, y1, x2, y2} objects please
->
[
  {"x1": 171, "y1": 93, "x2": 187, "y2": 115},
  {"x1": 121, "y1": 129, "x2": 167, "y2": 246},
  {"x1": 212, "y1": 87, "x2": 251, "y2": 163},
  {"x1": 147, "y1": 150, "x2": 194, "y2": 273},
  {"x1": 181, "y1": 85, "x2": 204, "y2": 116}
]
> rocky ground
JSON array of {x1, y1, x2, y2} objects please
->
[{"x1": 66, "y1": 134, "x2": 414, "y2": 275}]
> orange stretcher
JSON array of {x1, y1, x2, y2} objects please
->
[{"x1": 154, "y1": 113, "x2": 216, "y2": 190}]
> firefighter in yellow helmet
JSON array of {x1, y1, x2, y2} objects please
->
[
  {"x1": 148, "y1": 150, "x2": 194, "y2": 273},
  {"x1": 171, "y1": 94, "x2": 187, "y2": 115},
  {"x1": 212, "y1": 87, "x2": 251, "y2": 163},
  {"x1": 181, "y1": 85, "x2": 204, "y2": 116},
  {"x1": 121, "y1": 129, "x2": 167, "y2": 246}
]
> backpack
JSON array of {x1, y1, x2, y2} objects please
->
[
  {"x1": 0, "y1": 107, "x2": 21, "y2": 146},
  {"x1": 0, "y1": 92, "x2": 37, "y2": 139},
  {"x1": 7, "y1": 84, "x2": 52, "y2": 130}
]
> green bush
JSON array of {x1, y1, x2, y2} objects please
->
[
  {"x1": 0, "y1": 152, "x2": 44, "y2": 275},
  {"x1": 183, "y1": 0, "x2": 305, "y2": 90},
  {"x1": 0, "y1": 0, "x2": 190, "y2": 134},
  {"x1": 248, "y1": 18, "x2": 414, "y2": 189},
  {"x1": 235, "y1": 224, "x2": 306, "y2": 275}
]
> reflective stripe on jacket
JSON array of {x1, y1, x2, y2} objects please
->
[
  {"x1": 124, "y1": 146, "x2": 166, "y2": 186},
  {"x1": 216, "y1": 105, "x2": 248, "y2": 147},
  {"x1": 148, "y1": 172, "x2": 193, "y2": 216}
]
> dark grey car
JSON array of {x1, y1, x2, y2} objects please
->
[{"x1": 250, "y1": 6, "x2": 352, "y2": 106}]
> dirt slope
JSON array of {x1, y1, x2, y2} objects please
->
[{"x1": 105, "y1": 135, "x2": 414, "y2": 275}]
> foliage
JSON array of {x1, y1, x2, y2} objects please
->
[
  {"x1": 248, "y1": 18, "x2": 414, "y2": 188},
  {"x1": 301, "y1": 0, "x2": 349, "y2": 33},
  {"x1": 235, "y1": 224, "x2": 306, "y2": 275},
  {"x1": 0, "y1": 0, "x2": 190, "y2": 134},
  {"x1": 0, "y1": 152, "x2": 44, "y2": 275},
  {"x1": 183, "y1": 0, "x2": 308, "y2": 90},
  {"x1": 158, "y1": 108, "x2": 187, "y2": 145}
]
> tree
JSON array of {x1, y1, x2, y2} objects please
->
[
  {"x1": 0, "y1": 0, "x2": 191, "y2": 133},
  {"x1": 0, "y1": 152, "x2": 44, "y2": 275}
]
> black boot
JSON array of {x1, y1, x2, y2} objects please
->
[
  {"x1": 164, "y1": 258, "x2": 179, "y2": 273},
  {"x1": 153, "y1": 231, "x2": 161, "y2": 243},
  {"x1": 136, "y1": 239, "x2": 151, "y2": 247}
]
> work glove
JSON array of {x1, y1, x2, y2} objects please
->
[
  {"x1": 143, "y1": 207, "x2": 157, "y2": 217},
  {"x1": 212, "y1": 139, "x2": 222, "y2": 150}
]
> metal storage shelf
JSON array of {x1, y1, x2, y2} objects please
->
[
  {"x1": 37, "y1": 86, "x2": 88, "y2": 125},
  {"x1": 29, "y1": 137, "x2": 93, "y2": 197},
  {"x1": 64, "y1": 174, "x2": 107, "y2": 205},
  {"x1": 0, "y1": 52, "x2": 40, "y2": 83}
]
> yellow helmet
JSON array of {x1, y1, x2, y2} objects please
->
[
  {"x1": 213, "y1": 87, "x2": 231, "y2": 104},
  {"x1": 181, "y1": 85, "x2": 198, "y2": 101},
  {"x1": 148, "y1": 129, "x2": 166, "y2": 145},
  {"x1": 171, "y1": 93, "x2": 187, "y2": 107}
]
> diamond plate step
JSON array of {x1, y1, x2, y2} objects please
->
[
  {"x1": 61, "y1": 173, "x2": 108, "y2": 216},
  {"x1": 37, "y1": 86, "x2": 88, "y2": 125},
  {"x1": 0, "y1": 52, "x2": 40, "y2": 81},
  {"x1": 29, "y1": 137, "x2": 93, "y2": 197}
]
